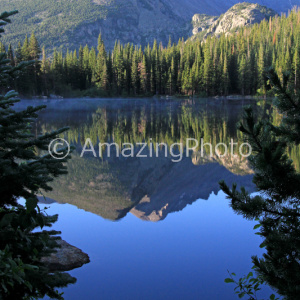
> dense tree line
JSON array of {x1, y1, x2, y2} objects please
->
[{"x1": 2, "y1": 8, "x2": 300, "y2": 97}]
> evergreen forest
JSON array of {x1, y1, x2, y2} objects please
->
[{"x1": 1, "y1": 8, "x2": 300, "y2": 98}]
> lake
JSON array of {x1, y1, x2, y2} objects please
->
[{"x1": 17, "y1": 97, "x2": 275, "y2": 299}]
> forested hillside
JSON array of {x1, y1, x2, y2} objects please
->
[
  {"x1": 0, "y1": 0, "x2": 111, "y2": 50},
  {"x1": 0, "y1": 0, "x2": 298, "y2": 51},
  {"x1": 3, "y1": 8, "x2": 300, "y2": 98}
]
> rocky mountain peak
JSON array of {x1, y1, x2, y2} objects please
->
[
  {"x1": 213, "y1": 2, "x2": 277, "y2": 35},
  {"x1": 191, "y1": 2, "x2": 277, "y2": 41}
]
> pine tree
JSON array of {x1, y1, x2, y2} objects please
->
[
  {"x1": 101, "y1": 59, "x2": 108, "y2": 92},
  {"x1": 41, "y1": 46, "x2": 49, "y2": 95},
  {"x1": 28, "y1": 32, "x2": 41, "y2": 94},
  {"x1": 150, "y1": 65, "x2": 155, "y2": 94},
  {"x1": 15, "y1": 41, "x2": 22, "y2": 64},
  {"x1": 222, "y1": 53, "x2": 229, "y2": 95},
  {"x1": 203, "y1": 42, "x2": 213, "y2": 95},
  {"x1": 131, "y1": 48, "x2": 139, "y2": 95},
  {"x1": 28, "y1": 32, "x2": 41, "y2": 60},
  {"x1": 293, "y1": 39, "x2": 300, "y2": 91},
  {"x1": 97, "y1": 33, "x2": 106, "y2": 57},
  {"x1": 7, "y1": 44, "x2": 14, "y2": 66},
  {"x1": 220, "y1": 69, "x2": 300, "y2": 299},
  {"x1": 139, "y1": 55, "x2": 148, "y2": 94},
  {"x1": 238, "y1": 54, "x2": 250, "y2": 95},
  {"x1": 21, "y1": 35, "x2": 30, "y2": 61},
  {"x1": 257, "y1": 43, "x2": 266, "y2": 93},
  {"x1": 16, "y1": 36, "x2": 32, "y2": 95},
  {"x1": 0, "y1": 10, "x2": 76, "y2": 299}
]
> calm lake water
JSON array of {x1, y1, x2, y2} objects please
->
[{"x1": 18, "y1": 97, "x2": 275, "y2": 300}]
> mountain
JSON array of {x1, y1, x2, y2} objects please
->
[
  {"x1": 191, "y1": 2, "x2": 277, "y2": 41},
  {"x1": 0, "y1": 0, "x2": 298, "y2": 50},
  {"x1": 45, "y1": 151, "x2": 254, "y2": 222},
  {"x1": 191, "y1": 14, "x2": 218, "y2": 37}
]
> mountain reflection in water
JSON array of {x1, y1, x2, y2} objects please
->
[{"x1": 18, "y1": 97, "x2": 266, "y2": 221}]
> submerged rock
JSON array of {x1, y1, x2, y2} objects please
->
[{"x1": 41, "y1": 240, "x2": 90, "y2": 272}]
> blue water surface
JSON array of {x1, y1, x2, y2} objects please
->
[{"x1": 39, "y1": 191, "x2": 274, "y2": 300}]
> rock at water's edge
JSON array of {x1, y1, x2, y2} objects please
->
[{"x1": 41, "y1": 240, "x2": 90, "y2": 272}]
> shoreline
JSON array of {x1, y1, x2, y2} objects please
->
[{"x1": 20, "y1": 94, "x2": 272, "y2": 101}]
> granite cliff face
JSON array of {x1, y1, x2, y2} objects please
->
[
  {"x1": 191, "y1": 14, "x2": 218, "y2": 36},
  {"x1": 0, "y1": 0, "x2": 298, "y2": 50},
  {"x1": 191, "y1": 2, "x2": 277, "y2": 40},
  {"x1": 213, "y1": 3, "x2": 276, "y2": 36}
]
